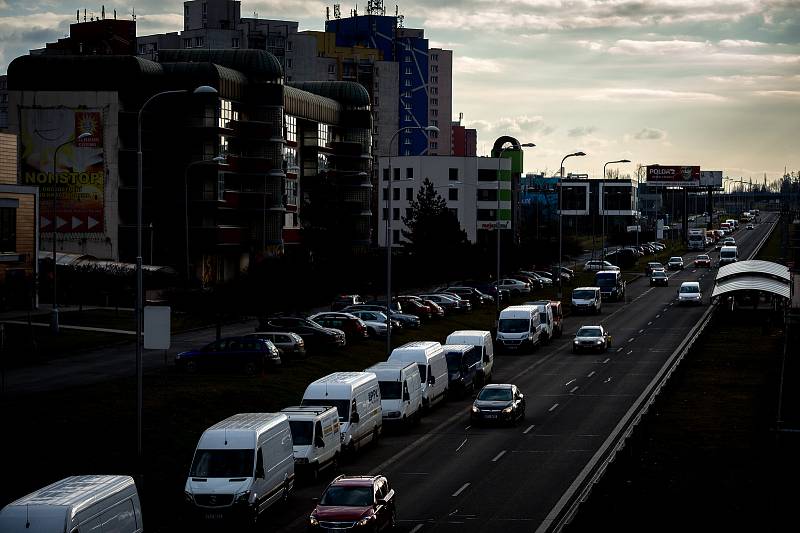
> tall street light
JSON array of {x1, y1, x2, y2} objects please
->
[
  {"x1": 558, "y1": 151, "x2": 586, "y2": 299},
  {"x1": 385, "y1": 125, "x2": 439, "y2": 357},
  {"x1": 50, "y1": 132, "x2": 92, "y2": 333},
  {"x1": 496, "y1": 142, "x2": 534, "y2": 322},
  {"x1": 185, "y1": 155, "x2": 227, "y2": 282},
  {"x1": 601, "y1": 159, "x2": 631, "y2": 258},
  {"x1": 136, "y1": 85, "x2": 217, "y2": 475}
]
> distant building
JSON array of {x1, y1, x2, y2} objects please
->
[
  {"x1": 451, "y1": 120, "x2": 477, "y2": 157},
  {"x1": 0, "y1": 75, "x2": 8, "y2": 131}
]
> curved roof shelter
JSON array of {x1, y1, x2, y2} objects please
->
[
  {"x1": 712, "y1": 260, "x2": 791, "y2": 300},
  {"x1": 158, "y1": 49, "x2": 283, "y2": 83},
  {"x1": 288, "y1": 81, "x2": 370, "y2": 109}
]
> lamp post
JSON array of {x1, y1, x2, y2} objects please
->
[
  {"x1": 558, "y1": 151, "x2": 586, "y2": 299},
  {"x1": 50, "y1": 132, "x2": 92, "y2": 333},
  {"x1": 136, "y1": 85, "x2": 217, "y2": 475},
  {"x1": 601, "y1": 159, "x2": 631, "y2": 258},
  {"x1": 185, "y1": 155, "x2": 226, "y2": 282},
  {"x1": 495, "y1": 142, "x2": 534, "y2": 321},
  {"x1": 385, "y1": 125, "x2": 439, "y2": 356}
]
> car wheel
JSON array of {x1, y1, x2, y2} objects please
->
[
  {"x1": 185, "y1": 360, "x2": 198, "y2": 374},
  {"x1": 512, "y1": 289, "x2": 520, "y2": 296}
]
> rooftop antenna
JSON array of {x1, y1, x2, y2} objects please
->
[
  {"x1": 84, "y1": 8, "x2": 87, "y2": 22},
  {"x1": 334, "y1": 4, "x2": 341, "y2": 19},
  {"x1": 326, "y1": 6, "x2": 330, "y2": 20},
  {"x1": 114, "y1": 9, "x2": 116, "y2": 19},
  {"x1": 131, "y1": 7, "x2": 136, "y2": 21},
  {"x1": 102, "y1": 5, "x2": 105, "y2": 19},
  {"x1": 76, "y1": 9, "x2": 79, "y2": 22}
]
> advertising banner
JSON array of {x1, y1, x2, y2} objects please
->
[
  {"x1": 19, "y1": 107, "x2": 106, "y2": 233},
  {"x1": 646, "y1": 165, "x2": 700, "y2": 186},
  {"x1": 700, "y1": 170, "x2": 723, "y2": 188}
]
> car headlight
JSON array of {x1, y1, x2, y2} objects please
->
[
  {"x1": 309, "y1": 515, "x2": 319, "y2": 526},
  {"x1": 573, "y1": 339, "x2": 579, "y2": 344},
  {"x1": 595, "y1": 339, "x2": 603, "y2": 345},
  {"x1": 357, "y1": 514, "x2": 375, "y2": 526},
  {"x1": 235, "y1": 490, "x2": 252, "y2": 504},
  {"x1": 472, "y1": 405, "x2": 480, "y2": 413},
  {"x1": 183, "y1": 490, "x2": 194, "y2": 503},
  {"x1": 502, "y1": 406, "x2": 513, "y2": 413}
]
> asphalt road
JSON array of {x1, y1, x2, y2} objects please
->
[{"x1": 268, "y1": 215, "x2": 776, "y2": 532}]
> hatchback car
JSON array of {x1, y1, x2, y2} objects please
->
[
  {"x1": 309, "y1": 475, "x2": 396, "y2": 532},
  {"x1": 246, "y1": 331, "x2": 306, "y2": 361},
  {"x1": 417, "y1": 293, "x2": 463, "y2": 313},
  {"x1": 746, "y1": 223, "x2": 755, "y2": 230},
  {"x1": 494, "y1": 278, "x2": 531, "y2": 295},
  {"x1": 695, "y1": 254, "x2": 712, "y2": 268},
  {"x1": 258, "y1": 316, "x2": 346, "y2": 350},
  {"x1": 650, "y1": 270, "x2": 669, "y2": 286},
  {"x1": 175, "y1": 336, "x2": 281, "y2": 374},
  {"x1": 584, "y1": 260, "x2": 620, "y2": 272},
  {"x1": 343, "y1": 305, "x2": 421, "y2": 328},
  {"x1": 470, "y1": 384, "x2": 526, "y2": 425},
  {"x1": 667, "y1": 256, "x2": 684, "y2": 270},
  {"x1": 645, "y1": 262, "x2": 664, "y2": 276},
  {"x1": 572, "y1": 325, "x2": 612, "y2": 353},
  {"x1": 308, "y1": 312, "x2": 369, "y2": 342},
  {"x1": 678, "y1": 281, "x2": 702, "y2": 305},
  {"x1": 441, "y1": 286, "x2": 494, "y2": 306},
  {"x1": 346, "y1": 310, "x2": 394, "y2": 337}
]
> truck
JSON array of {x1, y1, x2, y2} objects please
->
[{"x1": 688, "y1": 228, "x2": 706, "y2": 250}]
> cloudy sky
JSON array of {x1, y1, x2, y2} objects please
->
[{"x1": 1, "y1": 0, "x2": 798, "y2": 181}]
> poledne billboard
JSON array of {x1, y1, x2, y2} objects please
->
[{"x1": 646, "y1": 165, "x2": 700, "y2": 186}]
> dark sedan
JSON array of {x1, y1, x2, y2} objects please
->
[
  {"x1": 175, "y1": 336, "x2": 281, "y2": 374},
  {"x1": 257, "y1": 316, "x2": 346, "y2": 350},
  {"x1": 470, "y1": 384, "x2": 526, "y2": 426},
  {"x1": 650, "y1": 270, "x2": 669, "y2": 286}
]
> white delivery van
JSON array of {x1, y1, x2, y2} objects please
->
[
  {"x1": 719, "y1": 245, "x2": 738, "y2": 266},
  {"x1": 445, "y1": 330, "x2": 495, "y2": 384},
  {"x1": 364, "y1": 361, "x2": 423, "y2": 426},
  {"x1": 0, "y1": 475, "x2": 143, "y2": 533},
  {"x1": 496, "y1": 305, "x2": 544, "y2": 353},
  {"x1": 388, "y1": 341, "x2": 448, "y2": 410},
  {"x1": 524, "y1": 304, "x2": 555, "y2": 343},
  {"x1": 301, "y1": 371, "x2": 382, "y2": 453},
  {"x1": 280, "y1": 406, "x2": 341, "y2": 479},
  {"x1": 185, "y1": 413, "x2": 295, "y2": 524}
]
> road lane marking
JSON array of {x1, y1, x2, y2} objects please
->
[
  {"x1": 523, "y1": 424, "x2": 535, "y2": 434},
  {"x1": 647, "y1": 321, "x2": 652, "y2": 325},
  {"x1": 570, "y1": 386, "x2": 579, "y2": 393},
  {"x1": 410, "y1": 525, "x2": 424, "y2": 533},
  {"x1": 604, "y1": 377, "x2": 612, "y2": 383},
  {"x1": 587, "y1": 371, "x2": 596, "y2": 378},
  {"x1": 638, "y1": 329, "x2": 644, "y2": 333},
  {"x1": 626, "y1": 350, "x2": 633, "y2": 355},
  {"x1": 656, "y1": 314, "x2": 661, "y2": 318},
  {"x1": 616, "y1": 347, "x2": 623, "y2": 353},
  {"x1": 549, "y1": 403, "x2": 559, "y2": 412},
  {"x1": 628, "y1": 338, "x2": 634, "y2": 343},
  {"x1": 603, "y1": 357, "x2": 611, "y2": 363},
  {"x1": 452, "y1": 483, "x2": 470, "y2": 497},
  {"x1": 492, "y1": 450, "x2": 507, "y2": 462},
  {"x1": 455, "y1": 438, "x2": 468, "y2": 452},
  {"x1": 565, "y1": 378, "x2": 576, "y2": 387}
]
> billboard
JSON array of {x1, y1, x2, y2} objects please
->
[
  {"x1": 646, "y1": 165, "x2": 700, "y2": 186},
  {"x1": 19, "y1": 107, "x2": 106, "y2": 233},
  {"x1": 700, "y1": 170, "x2": 723, "y2": 188}
]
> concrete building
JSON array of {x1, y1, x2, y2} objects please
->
[
  {"x1": 427, "y1": 48, "x2": 452, "y2": 156},
  {"x1": 376, "y1": 155, "x2": 511, "y2": 246},
  {"x1": 0, "y1": 75, "x2": 8, "y2": 131},
  {"x1": 0, "y1": 132, "x2": 39, "y2": 309},
  {"x1": 451, "y1": 119, "x2": 477, "y2": 157}
]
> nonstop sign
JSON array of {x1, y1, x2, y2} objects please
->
[{"x1": 646, "y1": 165, "x2": 700, "y2": 187}]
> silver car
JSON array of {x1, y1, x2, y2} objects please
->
[{"x1": 572, "y1": 325, "x2": 611, "y2": 353}]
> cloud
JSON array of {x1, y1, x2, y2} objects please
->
[
  {"x1": 706, "y1": 74, "x2": 783, "y2": 84},
  {"x1": 455, "y1": 56, "x2": 503, "y2": 74},
  {"x1": 634, "y1": 128, "x2": 667, "y2": 140},
  {"x1": 567, "y1": 126, "x2": 597, "y2": 137},
  {"x1": 465, "y1": 114, "x2": 556, "y2": 137},
  {"x1": 136, "y1": 13, "x2": 183, "y2": 35},
  {"x1": 718, "y1": 39, "x2": 769, "y2": 48},
  {"x1": 607, "y1": 39, "x2": 711, "y2": 55},
  {"x1": 753, "y1": 90, "x2": 800, "y2": 98},
  {"x1": 578, "y1": 88, "x2": 727, "y2": 103}
]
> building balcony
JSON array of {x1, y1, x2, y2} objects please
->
[
  {"x1": 229, "y1": 119, "x2": 284, "y2": 142},
  {"x1": 222, "y1": 190, "x2": 286, "y2": 211},
  {"x1": 226, "y1": 154, "x2": 284, "y2": 174}
]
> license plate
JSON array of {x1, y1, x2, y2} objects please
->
[
  {"x1": 204, "y1": 513, "x2": 223, "y2": 520},
  {"x1": 484, "y1": 414, "x2": 497, "y2": 419}
]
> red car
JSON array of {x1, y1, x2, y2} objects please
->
[
  {"x1": 308, "y1": 312, "x2": 369, "y2": 341},
  {"x1": 309, "y1": 475, "x2": 396, "y2": 532},
  {"x1": 694, "y1": 254, "x2": 712, "y2": 268},
  {"x1": 395, "y1": 296, "x2": 432, "y2": 320}
]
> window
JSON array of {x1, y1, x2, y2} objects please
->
[
  {"x1": 431, "y1": 76, "x2": 438, "y2": 83},
  {"x1": 432, "y1": 53, "x2": 439, "y2": 61},
  {"x1": 449, "y1": 188, "x2": 458, "y2": 201},
  {"x1": 219, "y1": 99, "x2": 237, "y2": 128},
  {"x1": 286, "y1": 58, "x2": 292, "y2": 69},
  {"x1": 219, "y1": 135, "x2": 228, "y2": 155},
  {"x1": 287, "y1": 40, "x2": 293, "y2": 51},
  {"x1": 328, "y1": 64, "x2": 335, "y2": 74},
  {"x1": 0, "y1": 206, "x2": 16, "y2": 252},
  {"x1": 284, "y1": 146, "x2": 298, "y2": 171},
  {"x1": 404, "y1": 207, "x2": 413, "y2": 220},
  {"x1": 430, "y1": 142, "x2": 438, "y2": 149},
  {"x1": 393, "y1": 188, "x2": 400, "y2": 201},
  {"x1": 431, "y1": 65, "x2": 438, "y2": 73},
  {"x1": 478, "y1": 168, "x2": 499, "y2": 181},
  {"x1": 449, "y1": 168, "x2": 459, "y2": 181},
  {"x1": 382, "y1": 208, "x2": 388, "y2": 220},
  {"x1": 406, "y1": 188, "x2": 413, "y2": 201},
  {"x1": 478, "y1": 189, "x2": 498, "y2": 201},
  {"x1": 404, "y1": 54, "x2": 411, "y2": 62},
  {"x1": 432, "y1": 109, "x2": 438, "y2": 117},
  {"x1": 232, "y1": 37, "x2": 240, "y2": 48},
  {"x1": 217, "y1": 172, "x2": 225, "y2": 201},
  {"x1": 383, "y1": 168, "x2": 390, "y2": 181},
  {"x1": 202, "y1": 2, "x2": 207, "y2": 14},
  {"x1": 183, "y1": 38, "x2": 192, "y2": 48},
  {"x1": 393, "y1": 208, "x2": 400, "y2": 220},
  {"x1": 430, "y1": 98, "x2": 438, "y2": 106},
  {"x1": 404, "y1": 79, "x2": 412, "y2": 87},
  {"x1": 406, "y1": 168, "x2": 414, "y2": 180},
  {"x1": 195, "y1": 36, "x2": 204, "y2": 47},
  {"x1": 449, "y1": 208, "x2": 458, "y2": 218},
  {"x1": 404, "y1": 137, "x2": 411, "y2": 145},
  {"x1": 285, "y1": 179, "x2": 298, "y2": 205},
  {"x1": 317, "y1": 123, "x2": 330, "y2": 147},
  {"x1": 393, "y1": 229, "x2": 400, "y2": 242},
  {"x1": 285, "y1": 115, "x2": 297, "y2": 143},
  {"x1": 138, "y1": 44, "x2": 147, "y2": 54},
  {"x1": 405, "y1": 67, "x2": 412, "y2": 75},
  {"x1": 393, "y1": 168, "x2": 400, "y2": 181},
  {"x1": 382, "y1": 187, "x2": 388, "y2": 200},
  {"x1": 478, "y1": 209, "x2": 498, "y2": 220},
  {"x1": 374, "y1": 96, "x2": 379, "y2": 106},
  {"x1": 405, "y1": 114, "x2": 412, "y2": 122}
]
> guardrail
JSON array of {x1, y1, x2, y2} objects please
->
[{"x1": 537, "y1": 214, "x2": 779, "y2": 533}]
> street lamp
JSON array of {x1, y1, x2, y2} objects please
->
[
  {"x1": 136, "y1": 85, "x2": 217, "y2": 475},
  {"x1": 385, "y1": 125, "x2": 439, "y2": 356},
  {"x1": 601, "y1": 159, "x2": 631, "y2": 258},
  {"x1": 558, "y1": 151, "x2": 586, "y2": 299},
  {"x1": 185, "y1": 155, "x2": 227, "y2": 282},
  {"x1": 496, "y1": 142, "x2": 534, "y2": 321},
  {"x1": 50, "y1": 132, "x2": 92, "y2": 333}
]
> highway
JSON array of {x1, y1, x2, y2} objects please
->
[{"x1": 272, "y1": 214, "x2": 777, "y2": 532}]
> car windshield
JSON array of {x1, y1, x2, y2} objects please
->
[
  {"x1": 572, "y1": 290, "x2": 595, "y2": 300},
  {"x1": 289, "y1": 421, "x2": 313, "y2": 446},
  {"x1": 721, "y1": 251, "x2": 736, "y2": 258},
  {"x1": 417, "y1": 364, "x2": 427, "y2": 381},
  {"x1": 320, "y1": 486, "x2": 373, "y2": 507},
  {"x1": 446, "y1": 352, "x2": 463, "y2": 373},
  {"x1": 477, "y1": 388, "x2": 513, "y2": 401},
  {"x1": 379, "y1": 381, "x2": 401, "y2": 400},
  {"x1": 498, "y1": 318, "x2": 529, "y2": 333},
  {"x1": 652, "y1": 272, "x2": 666, "y2": 278},
  {"x1": 302, "y1": 399, "x2": 351, "y2": 422},
  {"x1": 576, "y1": 327, "x2": 602, "y2": 337},
  {"x1": 680, "y1": 285, "x2": 700, "y2": 293},
  {"x1": 669, "y1": 257, "x2": 681, "y2": 263},
  {"x1": 190, "y1": 449, "x2": 254, "y2": 478},
  {"x1": 595, "y1": 274, "x2": 616, "y2": 287},
  {"x1": 697, "y1": 256, "x2": 709, "y2": 260}
]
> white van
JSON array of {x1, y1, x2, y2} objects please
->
[
  {"x1": 280, "y1": 406, "x2": 341, "y2": 479},
  {"x1": 388, "y1": 341, "x2": 448, "y2": 409},
  {"x1": 184, "y1": 413, "x2": 294, "y2": 524},
  {"x1": 365, "y1": 361, "x2": 423, "y2": 426},
  {"x1": 445, "y1": 330, "x2": 494, "y2": 384},
  {"x1": 523, "y1": 303, "x2": 554, "y2": 343},
  {"x1": 301, "y1": 371, "x2": 382, "y2": 453},
  {"x1": 0, "y1": 475, "x2": 143, "y2": 533},
  {"x1": 496, "y1": 305, "x2": 544, "y2": 353},
  {"x1": 719, "y1": 245, "x2": 738, "y2": 266}
]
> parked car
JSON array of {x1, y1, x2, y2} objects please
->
[
  {"x1": 258, "y1": 316, "x2": 346, "y2": 350},
  {"x1": 509, "y1": 273, "x2": 542, "y2": 290},
  {"x1": 645, "y1": 262, "x2": 664, "y2": 276},
  {"x1": 678, "y1": 281, "x2": 702, "y2": 305},
  {"x1": 604, "y1": 249, "x2": 637, "y2": 268},
  {"x1": 175, "y1": 336, "x2": 281, "y2": 374},
  {"x1": 308, "y1": 312, "x2": 369, "y2": 342},
  {"x1": 549, "y1": 265, "x2": 575, "y2": 282},
  {"x1": 414, "y1": 297, "x2": 445, "y2": 318},
  {"x1": 346, "y1": 310, "x2": 394, "y2": 337},
  {"x1": 456, "y1": 281, "x2": 510, "y2": 303},
  {"x1": 572, "y1": 325, "x2": 612, "y2": 353},
  {"x1": 343, "y1": 304, "x2": 421, "y2": 329},
  {"x1": 308, "y1": 475, "x2": 396, "y2": 532},
  {"x1": 394, "y1": 296, "x2": 433, "y2": 320},
  {"x1": 584, "y1": 260, "x2": 620, "y2": 272},
  {"x1": 330, "y1": 294, "x2": 364, "y2": 312},
  {"x1": 246, "y1": 331, "x2": 306, "y2": 361},
  {"x1": 695, "y1": 254, "x2": 712, "y2": 268},
  {"x1": 650, "y1": 270, "x2": 669, "y2": 286},
  {"x1": 666, "y1": 256, "x2": 684, "y2": 270},
  {"x1": 417, "y1": 293, "x2": 460, "y2": 312},
  {"x1": 470, "y1": 383, "x2": 526, "y2": 425},
  {"x1": 493, "y1": 278, "x2": 531, "y2": 295},
  {"x1": 440, "y1": 286, "x2": 494, "y2": 307}
]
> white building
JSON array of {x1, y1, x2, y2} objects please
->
[{"x1": 376, "y1": 156, "x2": 511, "y2": 246}]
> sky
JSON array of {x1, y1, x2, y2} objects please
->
[{"x1": 1, "y1": 0, "x2": 798, "y2": 182}]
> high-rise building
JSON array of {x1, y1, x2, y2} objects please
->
[
  {"x1": 427, "y1": 49, "x2": 452, "y2": 156},
  {"x1": 451, "y1": 119, "x2": 477, "y2": 157}
]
